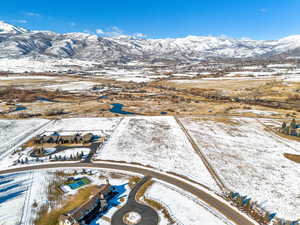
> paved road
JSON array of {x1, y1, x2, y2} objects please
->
[
  {"x1": 83, "y1": 142, "x2": 101, "y2": 162},
  {"x1": 111, "y1": 176, "x2": 159, "y2": 225},
  {"x1": 0, "y1": 163, "x2": 256, "y2": 225}
]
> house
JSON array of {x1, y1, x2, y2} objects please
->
[
  {"x1": 59, "y1": 184, "x2": 112, "y2": 225},
  {"x1": 34, "y1": 133, "x2": 95, "y2": 145},
  {"x1": 280, "y1": 119, "x2": 300, "y2": 137},
  {"x1": 34, "y1": 135, "x2": 59, "y2": 144},
  {"x1": 83, "y1": 133, "x2": 94, "y2": 143}
]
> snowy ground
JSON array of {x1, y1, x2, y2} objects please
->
[
  {"x1": 0, "y1": 168, "x2": 132, "y2": 225},
  {"x1": 145, "y1": 181, "x2": 233, "y2": 225},
  {"x1": 96, "y1": 116, "x2": 219, "y2": 192},
  {"x1": 48, "y1": 147, "x2": 90, "y2": 159},
  {"x1": 0, "y1": 118, "x2": 121, "y2": 169},
  {"x1": 0, "y1": 75, "x2": 57, "y2": 80},
  {"x1": 225, "y1": 71, "x2": 279, "y2": 77},
  {"x1": 171, "y1": 72, "x2": 300, "y2": 84},
  {"x1": 45, "y1": 81, "x2": 97, "y2": 92},
  {"x1": 282, "y1": 73, "x2": 300, "y2": 82},
  {"x1": 0, "y1": 119, "x2": 48, "y2": 156},
  {"x1": 0, "y1": 58, "x2": 98, "y2": 73},
  {"x1": 180, "y1": 117, "x2": 300, "y2": 220},
  {"x1": 231, "y1": 109, "x2": 280, "y2": 116},
  {"x1": 44, "y1": 117, "x2": 122, "y2": 136},
  {"x1": 89, "y1": 68, "x2": 169, "y2": 83},
  {"x1": 0, "y1": 171, "x2": 39, "y2": 225}
]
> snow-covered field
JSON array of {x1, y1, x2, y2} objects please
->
[
  {"x1": 0, "y1": 171, "x2": 51, "y2": 225},
  {"x1": 96, "y1": 116, "x2": 219, "y2": 192},
  {"x1": 282, "y1": 73, "x2": 300, "y2": 82},
  {"x1": 231, "y1": 109, "x2": 280, "y2": 116},
  {"x1": 180, "y1": 117, "x2": 300, "y2": 220},
  {"x1": 171, "y1": 72, "x2": 300, "y2": 84},
  {"x1": 98, "y1": 69, "x2": 168, "y2": 83},
  {"x1": 51, "y1": 147, "x2": 90, "y2": 159},
  {"x1": 170, "y1": 77, "x2": 271, "y2": 84},
  {"x1": 0, "y1": 75, "x2": 57, "y2": 80},
  {"x1": 45, "y1": 81, "x2": 97, "y2": 92},
  {"x1": 0, "y1": 119, "x2": 48, "y2": 156},
  {"x1": 0, "y1": 58, "x2": 98, "y2": 73},
  {"x1": 146, "y1": 181, "x2": 233, "y2": 225},
  {"x1": 0, "y1": 169, "x2": 132, "y2": 225},
  {"x1": 46, "y1": 117, "x2": 121, "y2": 132},
  {"x1": 225, "y1": 71, "x2": 278, "y2": 77},
  {"x1": 45, "y1": 117, "x2": 122, "y2": 136}
]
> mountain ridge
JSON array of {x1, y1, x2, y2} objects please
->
[{"x1": 0, "y1": 21, "x2": 300, "y2": 63}]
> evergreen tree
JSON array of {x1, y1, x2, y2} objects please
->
[
  {"x1": 291, "y1": 119, "x2": 297, "y2": 129},
  {"x1": 282, "y1": 121, "x2": 287, "y2": 129},
  {"x1": 236, "y1": 196, "x2": 243, "y2": 207}
]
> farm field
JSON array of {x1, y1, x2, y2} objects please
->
[{"x1": 180, "y1": 116, "x2": 300, "y2": 220}]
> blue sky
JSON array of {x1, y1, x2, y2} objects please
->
[{"x1": 1, "y1": 0, "x2": 299, "y2": 39}]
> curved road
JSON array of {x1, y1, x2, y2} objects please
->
[
  {"x1": 0, "y1": 163, "x2": 256, "y2": 225},
  {"x1": 111, "y1": 176, "x2": 159, "y2": 225}
]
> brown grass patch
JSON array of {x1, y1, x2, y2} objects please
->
[
  {"x1": 136, "y1": 180, "x2": 154, "y2": 201},
  {"x1": 144, "y1": 198, "x2": 176, "y2": 224},
  {"x1": 284, "y1": 153, "x2": 300, "y2": 163},
  {"x1": 264, "y1": 126, "x2": 300, "y2": 142},
  {"x1": 132, "y1": 178, "x2": 176, "y2": 225},
  {"x1": 109, "y1": 172, "x2": 124, "y2": 179},
  {"x1": 191, "y1": 117, "x2": 241, "y2": 126},
  {"x1": 128, "y1": 176, "x2": 142, "y2": 189},
  {"x1": 35, "y1": 185, "x2": 99, "y2": 225}
]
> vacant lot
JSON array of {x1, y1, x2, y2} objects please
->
[
  {"x1": 96, "y1": 116, "x2": 219, "y2": 191},
  {"x1": 0, "y1": 119, "x2": 48, "y2": 156},
  {"x1": 180, "y1": 117, "x2": 300, "y2": 220}
]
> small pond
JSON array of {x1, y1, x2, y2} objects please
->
[
  {"x1": 36, "y1": 97, "x2": 58, "y2": 102},
  {"x1": 109, "y1": 103, "x2": 135, "y2": 115},
  {"x1": 14, "y1": 106, "x2": 27, "y2": 112},
  {"x1": 98, "y1": 95, "x2": 108, "y2": 99}
]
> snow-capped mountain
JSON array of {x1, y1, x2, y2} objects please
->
[
  {"x1": 0, "y1": 21, "x2": 28, "y2": 35},
  {"x1": 0, "y1": 21, "x2": 300, "y2": 64}
]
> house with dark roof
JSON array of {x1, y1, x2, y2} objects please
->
[
  {"x1": 34, "y1": 133, "x2": 95, "y2": 145},
  {"x1": 281, "y1": 119, "x2": 300, "y2": 137},
  {"x1": 59, "y1": 184, "x2": 112, "y2": 225}
]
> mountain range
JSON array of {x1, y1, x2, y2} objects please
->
[{"x1": 1, "y1": 21, "x2": 300, "y2": 64}]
